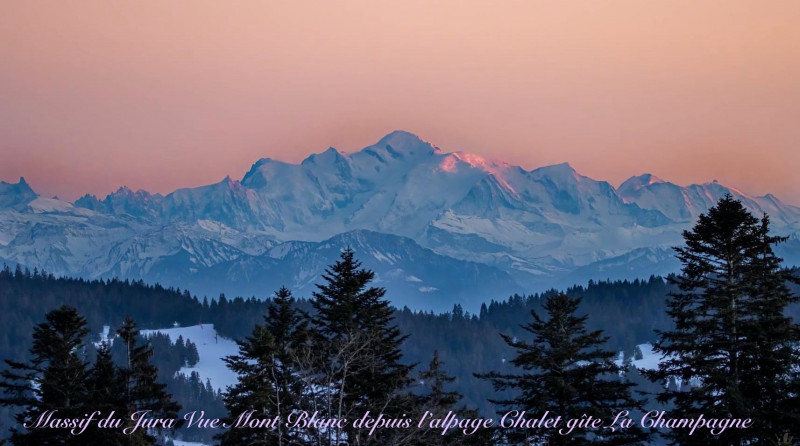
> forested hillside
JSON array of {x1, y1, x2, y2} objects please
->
[{"x1": 1, "y1": 263, "x2": 798, "y2": 441}]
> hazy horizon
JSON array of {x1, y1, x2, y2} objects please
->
[
  {"x1": 2, "y1": 1, "x2": 799, "y2": 202},
  {"x1": 2, "y1": 129, "x2": 797, "y2": 207}
]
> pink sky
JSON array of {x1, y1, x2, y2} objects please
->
[{"x1": 1, "y1": 1, "x2": 799, "y2": 203}]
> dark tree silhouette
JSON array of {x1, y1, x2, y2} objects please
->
[
  {"x1": 219, "y1": 287, "x2": 310, "y2": 446},
  {"x1": 648, "y1": 196, "x2": 800, "y2": 445},
  {"x1": 116, "y1": 316, "x2": 181, "y2": 445},
  {"x1": 0, "y1": 305, "x2": 90, "y2": 446},
  {"x1": 310, "y1": 248, "x2": 413, "y2": 445},
  {"x1": 480, "y1": 293, "x2": 649, "y2": 446}
]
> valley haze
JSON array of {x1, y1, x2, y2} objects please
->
[{"x1": 1, "y1": 131, "x2": 799, "y2": 311}]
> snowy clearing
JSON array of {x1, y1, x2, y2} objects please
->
[{"x1": 142, "y1": 324, "x2": 239, "y2": 392}]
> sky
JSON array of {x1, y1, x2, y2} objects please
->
[{"x1": 1, "y1": 1, "x2": 799, "y2": 203}]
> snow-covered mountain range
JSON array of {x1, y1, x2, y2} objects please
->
[{"x1": 2, "y1": 131, "x2": 799, "y2": 311}]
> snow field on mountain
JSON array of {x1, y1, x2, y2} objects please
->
[{"x1": 2, "y1": 131, "x2": 799, "y2": 311}]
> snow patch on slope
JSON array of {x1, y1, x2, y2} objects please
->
[{"x1": 142, "y1": 324, "x2": 238, "y2": 392}]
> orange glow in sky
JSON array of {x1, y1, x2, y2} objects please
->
[{"x1": 1, "y1": 1, "x2": 799, "y2": 202}]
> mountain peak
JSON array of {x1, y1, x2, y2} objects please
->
[
  {"x1": 554, "y1": 161, "x2": 574, "y2": 170},
  {"x1": 301, "y1": 147, "x2": 346, "y2": 166},
  {"x1": 241, "y1": 157, "x2": 292, "y2": 187},
  {"x1": 0, "y1": 177, "x2": 33, "y2": 192},
  {"x1": 372, "y1": 130, "x2": 438, "y2": 157},
  {"x1": 108, "y1": 186, "x2": 156, "y2": 201},
  {"x1": 531, "y1": 162, "x2": 578, "y2": 178},
  {"x1": 619, "y1": 174, "x2": 667, "y2": 192},
  {"x1": 377, "y1": 130, "x2": 423, "y2": 144},
  {"x1": 0, "y1": 176, "x2": 38, "y2": 208},
  {"x1": 639, "y1": 173, "x2": 665, "y2": 185},
  {"x1": 250, "y1": 157, "x2": 273, "y2": 168},
  {"x1": 1, "y1": 176, "x2": 35, "y2": 192}
]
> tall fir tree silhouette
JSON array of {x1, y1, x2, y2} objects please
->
[
  {"x1": 0, "y1": 305, "x2": 90, "y2": 446},
  {"x1": 310, "y1": 248, "x2": 412, "y2": 445},
  {"x1": 117, "y1": 315, "x2": 181, "y2": 445},
  {"x1": 82, "y1": 342, "x2": 129, "y2": 445},
  {"x1": 742, "y1": 214, "x2": 800, "y2": 440},
  {"x1": 412, "y1": 350, "x2": 494, "y2": 445},
  {"x1": 480, "y1": 293, "x2": 649, "y2": 446},
  {"x1": 648, "y1": 195, "x2": 800, "y2": 444},
  {"x1": 219, "y1": 287, "x2": 310, "y2": 446}
]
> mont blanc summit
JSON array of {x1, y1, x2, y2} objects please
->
[{"x1": 2, "y1": 131, "x2": 798, "y2": 311}]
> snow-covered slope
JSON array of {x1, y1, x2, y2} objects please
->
[
  {"x1": 2, "y1": 131, "x2": 799, "y2": 310},
  {"x1": 142, "y1": 324, "x2": 238, "y2": 392},
  {"x1": 619, "y1": 174, "x2": 800, "y2": 226},
  {"x1": 122, "y1": 230, "x2": 520, "y2": 312},
  {"x1": 615, "y1": 343, "x2": 662, "y2": 371}
]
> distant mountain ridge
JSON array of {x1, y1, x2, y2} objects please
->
[{"x1": 2, "y1": 131, "x2": 799, "y2": 311}]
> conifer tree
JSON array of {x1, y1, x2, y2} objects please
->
[
  {"x1": 116, "y1": 315, "x2": 181, "y2": 445},
  {"x1": 413, "y1": 351, "x2": 494, "y2": 446},
  {"x1": 185, "y1": 341, "x2": 199, "y2": 368},
  {"x1": 219, "y1": 287, "x2": 310, "y2": 446},
  {"x1": 310, "y1": 248, "x2": 412, "y2": 445},
  {"x1": 175, "y1": 336, "x2": 185, "y2": 366},
  {"x1": 0, "y1": 305, "x2": 91, "y2": 446},
  {"x1": 648, "y1": 196, "x2": 800, "y2": 444},
  {"x1": 82, "y1": 342, "x2": 128, "y2": 446},
  {"x1": 418, "y1": 351, "x2": 460, "y2": 413},
  {"x1": 742, "y1": 214, "x2": 800, "y2": 440},
  {"x1": 480, "y1": 293, "x2": 649, "y2": 446}
]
